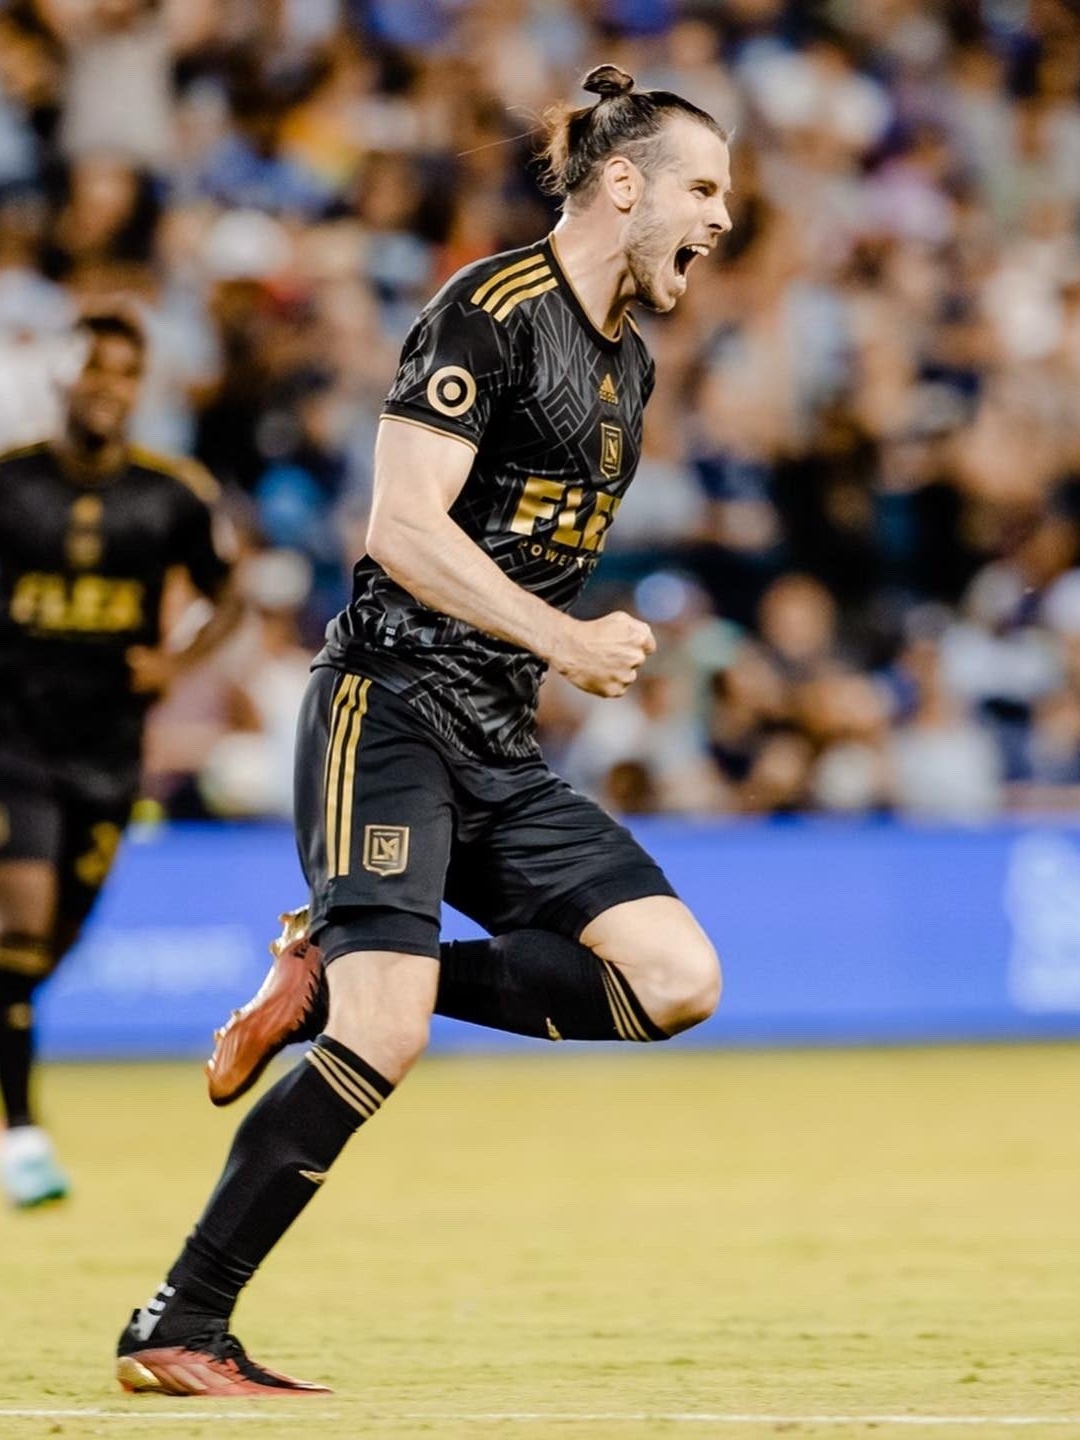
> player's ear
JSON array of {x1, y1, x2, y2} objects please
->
[{"x1": 602, "y1": 155, "x2": 642, "y2": 213}]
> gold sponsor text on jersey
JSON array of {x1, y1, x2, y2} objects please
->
[
  {"x1": 509, "y1": 477, "x2": 621, "y2": 553},
  {"x1": 10, "y1": 573, "x2": 145, "y2": 633}
]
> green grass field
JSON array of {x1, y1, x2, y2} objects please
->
[{"x1": 1, "y1": 1045, "x2": 1078, "y2": 1440}]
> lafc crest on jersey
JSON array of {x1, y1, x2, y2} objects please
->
[{"x1": 600, "y1": 423, "x2": 623, "y2": 479}]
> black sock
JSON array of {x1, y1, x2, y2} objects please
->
[
  {"x1": 0, "y1": 935, "x2": 52, "y2": 1128},
  {"x1": 437, "y1": 931, "x2": 668, "y2": 1042},
  {"x1": 147, "y1": 1035, "x2": 393, "y2": 1338}
]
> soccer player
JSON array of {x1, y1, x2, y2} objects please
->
[
  {"x1": 116, "y1": 65, "x2": 731, "y2": 1396},
  {"x1": 0, "y1": 307, "x2": 239, "y2": 1207}
]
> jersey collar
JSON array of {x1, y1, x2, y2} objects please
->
[{"x1": 544, "y1": 234, "x2": 624, "y2": 354}]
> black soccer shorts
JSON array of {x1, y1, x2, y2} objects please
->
[
  {"x1": 0, "y1": 769, "x2": 133, "y2": 941},
  {"x1": 294, "y1": 665, "x2": 676, "y2": 960}
]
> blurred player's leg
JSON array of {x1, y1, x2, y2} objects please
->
[
  {"x1": 0, "y1": 783, "x2": 62, "y2": 1218},
  {"x1": 0, "y1": 792, "x2": 129, "y2": 1206},
  {"x1": 118, "y1": 946, "x2": 435, "y2": 1395}
]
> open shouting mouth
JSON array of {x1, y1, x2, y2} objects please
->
[{"x1": 674, "y1": 242, "x2": 711, "y2": 278}]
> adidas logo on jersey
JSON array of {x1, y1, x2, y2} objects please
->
[{"x1": 598, "y1": 373, "x2": 619, "y2": 405}]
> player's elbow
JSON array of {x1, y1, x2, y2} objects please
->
[{"x1": 365, "y1": 515, "x2": 411, "y2": 579}]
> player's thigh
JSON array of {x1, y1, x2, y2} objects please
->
[
  {"x1": 0, "y1": 783, "x2": 63, "y2": 981},
  {"x1": 446, "y1": 770, "x2": 675, "y2": 940},
  {"x1": 580, "y1": 894, "x2": 721, "y2": 1032},
  {"x1": 53, "y1": 796, "x2": 132, "y2": 958},
  {"x1": 295, "y1": 668, "x2": 454, "y2": 954}
]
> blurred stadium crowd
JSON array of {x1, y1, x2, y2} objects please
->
[{"x1": 3, "y1": 0, "x2": 1080, "y2": 820}]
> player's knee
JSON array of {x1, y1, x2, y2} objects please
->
[
  {"x1": 634, "y1": 918, "x2": 720, "y2": 1036},
  {"x1": 325, "y1": 994, "x2": 431, "y2": 1080},
  {"x1": 658, "y1": 932, "x2": 721, "y2": 1034}
]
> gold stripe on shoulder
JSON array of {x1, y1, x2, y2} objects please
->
[
  {"x1": 378, "y1": 414, "x2": 478, "y2": 454},
  {"x1": 493, "y1": 276, "x2": 558, "y2": 323},
  {"x1": 0, "y1": 440, "x2": 50, "y2": 466},
  {"x1": 128, "y1": 446, "x2": 220, "y2": 505},
  {"x1": 481, "y1": 264, "x2": 551, "y2": 316},
  {"x1": 470, "y1": 253, "x2": 547, "y2": 306}
]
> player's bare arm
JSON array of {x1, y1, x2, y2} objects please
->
[
  {"x1": 127, "y1": 575, "x2": 244, "y2": 695},
  {"x1": 368, "y1": 416, "x2": 655, "y2": 698}
]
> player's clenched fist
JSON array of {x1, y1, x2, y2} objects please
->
[{"x1": 549, "y1": 610, "x2": 656, "y2": 697}]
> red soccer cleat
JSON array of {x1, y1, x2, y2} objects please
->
[
  {"x1": 205, "y1": 907, "x2": 328, "y2": 1107},
  {"x1": 116, "y1": 1321, "x2": 331, "y2": 1396}
]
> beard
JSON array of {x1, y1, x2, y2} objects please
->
[{"x1": 625, "y1": 193, "x2": 675, "y2": 312}]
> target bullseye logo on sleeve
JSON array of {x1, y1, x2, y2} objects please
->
[{"x1": 427, "y1": 366, "x2": 477, "y2": 418}]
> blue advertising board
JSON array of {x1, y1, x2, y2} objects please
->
[{"x1": 36, "y1": 818, "x2": 1080, "y2": 1058}]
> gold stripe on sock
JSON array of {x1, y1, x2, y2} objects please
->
[
  {"x1": 307, "y1": 1048, "x2": 380, "y2": 1117},
  {"x1": 599, "y1": 962, "x2": 630, "y2": 1040},
  {"x1": 310, "y1": 1042, "x2": 386, "y2": 1114},
  {"x1": 601, "y1": 960, "x2": 650, "y2": 1042},
  {"x1": 305, "y1": 1048, "x2": 380, "y2": 1119}
]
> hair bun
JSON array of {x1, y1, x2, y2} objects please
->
[{"x1": 582, "y1": 65, "x2": 634, "y2": 100}]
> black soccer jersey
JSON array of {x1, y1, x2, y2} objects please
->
[
  {"x1": 321, "y1": 233, "x2": 655, "y2": 759},
  {"x1": 0, "y1": 441, "x2": 230, "y2": 767}
]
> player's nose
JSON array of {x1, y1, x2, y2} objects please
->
[{"x1": 708, "y1": 199, "x2": 732, "y2": 236}]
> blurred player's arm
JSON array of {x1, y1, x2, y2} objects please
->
[
  {"x1": 128, "y1": 475, "x2": 243, "y2": 696},
  {"x1": 367, "y1": 417, "x2": 654, "y2": 698},
  {"x1": 127, "y1": 571, "x2": 244, "y2": 696}
]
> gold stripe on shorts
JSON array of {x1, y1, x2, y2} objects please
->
[
  {"x1": 335, "y1": 679, "x2": 370, "y2": 877},
  {"x1": 325, "y1": 676, "x2": 360, "y2": 878}
]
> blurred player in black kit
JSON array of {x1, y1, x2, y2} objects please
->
[
  {"x1": 0, "y1": 307, "x2": 240, "y2": 1207},
  {"x1": 116, "y1": 65, "x2": 732, "y2": 1394}
]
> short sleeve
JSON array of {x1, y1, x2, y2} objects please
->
[
  {"x1": 381, "y1": 293, "x2": 516, "y2": 450},
  {"x1": 168, "y1": 470, "x2": 233, "y2": 598}
]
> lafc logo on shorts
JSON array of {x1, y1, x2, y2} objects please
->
[{"x1": 363, "y1": 824, "x2": 410, "y2": 876}]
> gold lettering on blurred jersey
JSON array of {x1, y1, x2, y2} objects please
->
[
  {"x1": 10, "y1": 573, "x2": 145, "y2": 634},
  {"x1": 66, "y1": 493, "x2": 104, "y2": 568},
  {"x1": 598, "y1": 373, "x2": 619, "y2": 405},
  {"x1": 74, "y1": 822, "x2": 122, "y2": 888}
]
